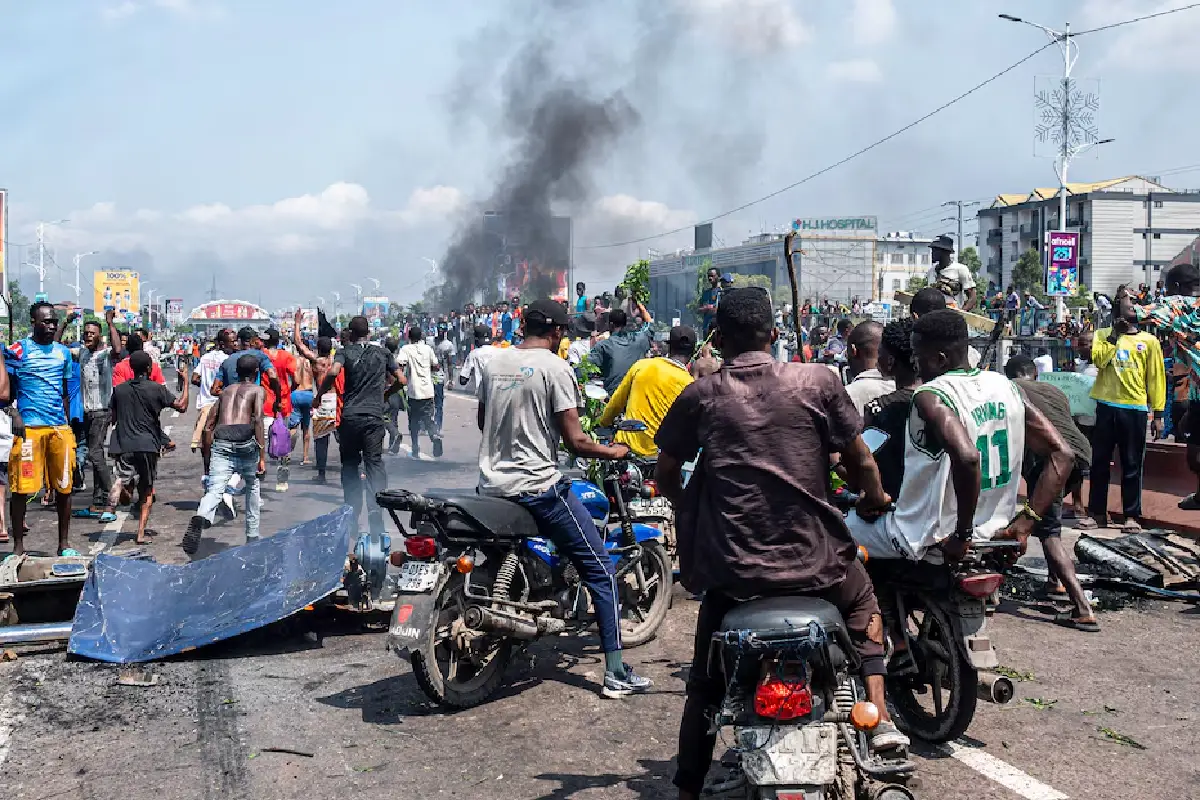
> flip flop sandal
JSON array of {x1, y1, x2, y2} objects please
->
[
  {"x1": 97, "y1": 512, "x2": 118, "y2": 523},
  {"x1": 1073, "y1": 517, "x2": 1099, "y2": 529},
  {"x1": 1121, "y1": 520, "x2": 1144, "y2": 533},
  {"x1": 57, "y1": 548, "x2": 81, "y2": 557},
  {"x1": 72, "y1": 509, "x2": 113, "y2": 520},
  {"x1": 1055, "y1": 612, "x2": 1100, "y2": 633}
]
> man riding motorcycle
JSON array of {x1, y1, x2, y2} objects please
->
[
  {"x1": 654, "y1": 288, "x2": 908, "y2": 800},
  {"x1": 845, "y1": 310, "x2": 1073, "y2": 562}
]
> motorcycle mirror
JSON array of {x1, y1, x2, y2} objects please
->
[{"x1": 616, "y1": 419, "x2": 648, "y2": 433}]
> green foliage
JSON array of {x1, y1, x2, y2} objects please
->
[
  {"x1": 959, "y1": 246, "x2": 983, "y2": 284},
  {"x1": 730, "y1": 273, "x2": 771, "y2": 291},
  {"x1": 409, "y1": 301, "x2": 426, "y2": 317},
  {"x1": 685, "y1": 257, "x2": 714, "y2": 319},
  {"x1": 1012, "y1": 248, "x2": 1047, "y2": 302},
  {"x1": 620, "y1": 259, "x2": 651, "y2": 304},
  {"x1": 4, "y1": 282, "x2": 32, "y2": 340},
  {"x1": 905, "y1": 276, "x2": 928, "y2": 294}
]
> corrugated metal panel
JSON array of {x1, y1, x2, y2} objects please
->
[{"x1": 1088, "y1": 197, "x2": 1137, "y2": 291}]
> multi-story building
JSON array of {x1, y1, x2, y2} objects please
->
[
  {"x1": 646, "y1": 219, "x2": 937, "y2": 324},
  {"x1": 977, "y1": 176, "x2": 1200, "y2": 295}
]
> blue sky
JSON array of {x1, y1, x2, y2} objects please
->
[{"x1": 3, "y1": 0, "x2": 1199, "y2": 310}]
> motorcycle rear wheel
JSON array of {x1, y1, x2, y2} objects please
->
[
  {"x1": 617, "y1": 541, "x2": 673, "y2": 647},
  {"x1": 886, "y1": 597, "x2": 977, "y2": 743},
  {"x1": 412, "y1": 575, "x2": 512, "y2": 709}
]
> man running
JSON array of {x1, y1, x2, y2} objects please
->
[
  {"x1": 318, "y1": 316, "x2": 406, "y2": 533},
  {"x1": 459, "y1": 325, "x2": 497, "y2": 395},
  {"x1": 262, "y1": 327, "x2": 297, "y2": 490},
  {"x1": 433, "y1": 326, "x2": 456, "y2": 432},
  {"x1": 477, "y1": 299, "x2": 651, "y2": 698},
  {"x1": 397, "y1": 326, "x2": 442, "y2": 459},
  {"x1": 291, "y1": 336, "x2": 316, "y2": 466},
  {"x1": 845, "y1": 310, "x2": 1073, "y2": 561},
  {"x1": 382, "y1": 337, "x2": 405, "y2": 455},
  {"x1": 295, "y1": 333, "x2": 341, "y2": 483},
  {"x1": 184, "y1": 354, "x2": 266, "y2": 554},
  {"x1": 109, "y1": 352, "x2": 190, "y2": 545},
  {"x1": 6, "y1": 303, "x2": 77, "y2": 555},
  {"x1": 112, "y1": 334, "x2": 166, "y2": 386},
  {"x1": 597, "y1": 326, "x2": 695, "y2": 457}
]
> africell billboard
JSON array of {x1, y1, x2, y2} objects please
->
[{"x1": 1045, "y1": 231, "x2": 1079, "y2": 297}]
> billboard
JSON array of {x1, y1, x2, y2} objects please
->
[
  {"x1": 165, "y1": 298, "x2": 184, "y2": 327},
  {"x1": 94, "y1": 269, "x2": 141, "y2": 319},
  {"x1": 362, "y1": 296, "x2": 390, "y2": 329},
  {"x1": 1045, "y1": 231, "x2": 1079, "y2": 297},
  {"x1": 188, "y1": 301, "x2": 269, "y2": 321},
  {"x1": 0, "y1": 189, "x2": 7, "y2": 319}
]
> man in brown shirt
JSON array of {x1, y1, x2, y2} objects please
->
[{"x1": 655, "y1": 289, "x2": 907, "y2": 799}]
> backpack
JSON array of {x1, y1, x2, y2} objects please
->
[{"x1": 267, "y1": 414, "x2": 292, "y2": 459}]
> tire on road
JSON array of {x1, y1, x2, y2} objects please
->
[{"x1": 618, "y1": 541, "x2": 673, "y2": 648}]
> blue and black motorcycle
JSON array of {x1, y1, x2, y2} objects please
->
[{"x1": 376, "y1": 420, "x2": 672, "y2": 709}]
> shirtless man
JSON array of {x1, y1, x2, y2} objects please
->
[
  {"x1": 292, "y1": 338, "x2": 316, "y2": 465},
  {"x1": 182, "y1": 354, "x2": 266, "y2": 554},
  {"x1": 294, "y1": 319, "x2": 339, "y2": 483}
]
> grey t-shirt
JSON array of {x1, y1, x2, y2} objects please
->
[{"x1": 477, "y1": 347, "x2": 580, "y2": 497}]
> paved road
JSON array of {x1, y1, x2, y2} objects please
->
[{"x1": 1, "y1": 387, "x2": 1197, "y2": 800}]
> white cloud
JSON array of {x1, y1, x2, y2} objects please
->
[
  {"x1": 826, "y1": 59, "x2": 883, "y2": 83},
  {"x1": 28, "y1": 182, "x2": 460, "y2": 259},
  {"x1": 101, "y1": 2, "x2": 139, "y2": 21},
  {"x1": 852, "y1": 0, "x2": 896, "y2": 46},
  {"x1": 1081, "y1": 0, "x2": 1200, "y2": 72},
  {"x1": 593, "y1": 194, "x2": 694, "y2": 230},
  {"x1": 679, "y1": 0, "x2": 810, "y2": 54}
]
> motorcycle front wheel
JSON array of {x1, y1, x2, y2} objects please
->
[
  {"x1": 885, "y1": 595, "x2": 977, "y2": 743},
  {"x1": 411, "y1": 574, "x2": 513, "y2": 709},
  {"x1": 616, "y1": 541, "x2": 673, "y2": 647}
]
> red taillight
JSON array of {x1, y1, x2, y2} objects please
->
[
  {"x1": 753, "y1": 674, "x2": 813, "y2": 721},
  {"x1": 643, "y1": 480, "x2": 658, "y2": 498},
  {"x1": 404, "y1": 536, "x2": 437, "y2": 559},
  {"x1": 958, "y1": 573, "x2": 1004, "y2": 598}
]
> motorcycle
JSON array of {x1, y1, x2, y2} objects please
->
[
  {"x1": 378, "y1": 419, "x2": 673, "y2": 709},
  {"x1": 867, "y1": 542, "x2": 1017, "y2": 743},
  {"x1": 833, "y1": 428, "x2": 1018, "y2": 744},
  {"x1": 706, "y1": 590, "x2": 918, "y2": 799}
]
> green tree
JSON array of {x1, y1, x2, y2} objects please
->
[
  {"x1": 1065, "y1": 282, "x2": 1092, "y2": 309},
  {"x1": 4, "y1": 282, "x2": 32, "y2": 340},
  {"x1": 959, "y1": 246, "x2": 983, "y2": 286},
  {"x1": 1012, "y1": 248, "x2": 1047, "y2": 302},
  {"x1": 905, "y1": 276, "x2": 928, "y2": 294},
  {"x1": 409, "y1": 300, "x2": 426, "y2": 317},
  {"x1": 730, "y1": 273, "x2": 772, "y2": 291}
]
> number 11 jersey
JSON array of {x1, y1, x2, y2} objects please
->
[{"x1": 888, "y1": 368, "x2": 1026, "y2": 558}]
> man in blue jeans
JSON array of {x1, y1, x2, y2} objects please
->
[{"x1": 477, "y1": 298, "x2": 652, "y2": 698}]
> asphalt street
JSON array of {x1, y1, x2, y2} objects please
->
[{"x1": 0, "y1": 385, "x2": 1197, "y2": 800}]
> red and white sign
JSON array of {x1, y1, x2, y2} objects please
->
[{"x1": 188, "y1": 300, "x2": 269, "y2": 321}]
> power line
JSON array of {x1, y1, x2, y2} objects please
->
[
  {"x1": 1073, "y1": 2, "x2": 1200, "y2": 36},
  {"x1": 578, "y1": 42, "x2": 1055, "y2": 250}
]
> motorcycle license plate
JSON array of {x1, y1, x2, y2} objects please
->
[
  {"x1": 736, "y1": 724, "x2": 838, "y2": 786},
  {"x1": 629, "y1": 497, "x2": 671, "y2": 515},
  {"x1": 396, "y1": 562, "x2": 441, "y2": 593}
]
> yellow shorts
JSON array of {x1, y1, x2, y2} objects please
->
[{"x1": 9, "y1": 426, "x2": 77, "y2": 496}]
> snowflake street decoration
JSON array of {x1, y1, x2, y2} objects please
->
[{"x1": 1033, "y1": 75, "x2": 1100, "y2": 159}]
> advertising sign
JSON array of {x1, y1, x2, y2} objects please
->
[
  {"x1": 1039, "y1": 371, "x2": 1096, "y2": 418},
  {"x1": 1045, "y1": 231, "x2": 1079, "y2": 297},
  {"x1": 0, "y1": 189, "x2": 7, "y2": 319},
  {"x1": 94, "y1": 269, "x2": 141, "y2": 318},
  {"x1": 362, "y1": 296, "x2": 390, "y2": 329},
  {"x1": 791, "y1": 216, "x2": 877, "y2": 233},
  {"x1": 165, "y1": 298, "x2": 184, "y2": 327},
  {"x1": 188, "y1": 301, "x2": 268, "y2": 321}
]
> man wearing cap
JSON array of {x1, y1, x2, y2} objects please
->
[
  {"x1": 598, "y1": 326, "x2": 697, "y2": 457},
  {"x1": 697, "y1": 268, "x2": 722, "y2": 336},
  {"x1": 927, "y1": 234, "x2": 978, "y2": 311},
  {"x1": 477, "y1": 299, "x2": 653, "y2": 698}
]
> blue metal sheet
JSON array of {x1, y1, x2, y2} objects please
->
[{"x1": 68, "y1": 505, "x2": 353, "y2": 663}]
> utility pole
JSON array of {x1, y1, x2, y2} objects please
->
[
  {"x1": 942, "y1": 200, "x2": 979, "y2": 255},
  {"x1": 1001, "y1": 13, "x2": 1113, "y2": 321},
  {"x1": 209, "y1": 274, "x2": 218, "y2": 302},
  {"x1": 71, "y1": 251, "x2": 97, "y2": 341},
  {"x1": 30, "y1": 220, "x2": 68, "y2": 301}
]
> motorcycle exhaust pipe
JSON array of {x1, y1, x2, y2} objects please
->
[
  {"x1": 978, "y1": 671, "x2": 1015, "y2": 704},
  {"x1": 463, "y1": 606, "x2": 570, "y2": 639}
]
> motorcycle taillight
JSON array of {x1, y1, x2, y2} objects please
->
[
  {"x1": 753, "y1": 674, "x2": 813, "y2": 721},
  {"x1": 958, "y1": 572, "x2": 1004, "y2": 598},
  {"x1": 404, "y1": 536, "x2": 438, "y2": 559},
  {"x1": 643, "y1": 480, "x2": 658, "y2": 498}
]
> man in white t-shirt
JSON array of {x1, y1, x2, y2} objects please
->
[
  {"x1": 927, "y1": 235, "x2": 977, "y2": 311},
  {"x1": 396, "y1": 327, "x2": 442, "y2": 459},
  {"x1": 1033, "y1": 348, "x2": 1054, "y2": 374},
  {"x1": 459, "y1": 325, "x2": 498, "y2": 396},
  {"x1": 433, "y1": 327, "x2": 456, "y2": 433}
]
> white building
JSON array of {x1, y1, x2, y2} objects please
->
[
  {"x1": 875, "y1": 231, "x2": 936, "y2": 301},
  {"x1": 977, "y1": 176, "x2": 1200, "y2": 296}
]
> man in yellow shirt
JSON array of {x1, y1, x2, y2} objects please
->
[
  {"x1": 1088, "y1": 295, "x2": 1166, "y2": 531},
  {"x1": 598, "y1": 326, "x2": 696, "y2": 457}
]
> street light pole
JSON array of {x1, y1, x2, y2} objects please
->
[
  {"x1": 71, "y1": 251, "x2": 97, "y2": 341},
  {"x1": 1000, "y1": 14, "x2": 1113, "y2": 321},
  {"x1": 31, "y1": 219, "x2": 69, "y2": 300}
]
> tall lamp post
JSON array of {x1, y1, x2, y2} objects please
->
[
  {"x1": 1000, "y1": 13, "x2": 1114, "y2": 321},
  {"x1": 70, "y1": 251, "x2": 97, "y2": 341},
  {"x1": 29, "y1": 219, "x2": 69, "y2": 301}
]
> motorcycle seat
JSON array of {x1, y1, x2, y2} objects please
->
[
  {"x1": 718, "y1": 596, "x2": 846, "y2": 636},
  {"x1": 429, "y1": 494, "x2": 541, "y2": 539}
]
